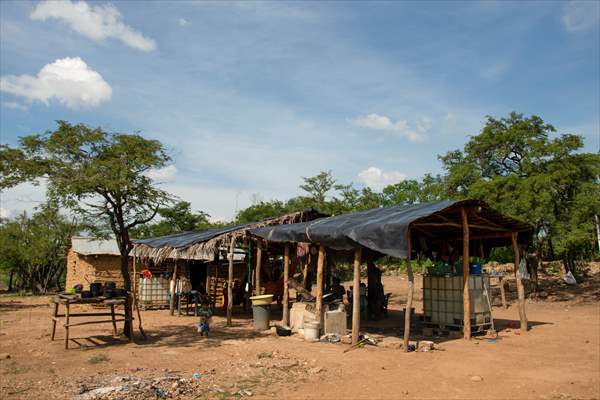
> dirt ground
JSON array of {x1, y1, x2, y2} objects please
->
[{"x1": 1, "y1": 271, "x2": 599, "y2": 400}]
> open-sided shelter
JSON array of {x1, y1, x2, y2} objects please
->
[
  {"x1": 250, "y1": 199, "x2": 533, "y2": 349},
  {"x1": 130, "y1": 208, "x2": 327, "y2": 323}
]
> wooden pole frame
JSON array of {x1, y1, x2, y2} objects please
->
[
  {"x1": 227, "y1": 238, "x2": 235, "y2": 326},
  {"x1": 403, "y1": 233, "x2": 414, "y2": 352},
  {"x1": 351, "y1": 247, "x2": 362, "y2": 345},
  {"x1": 462, "y1": 207, "x2": 471, "y2": 339},
  {"x1": 315, "y1": 245, "x2": 326, "y2": 334},
  {"x1": 282, "y1": 243, "x2": 290, "y2": 326},
  {"x1": 132, "y1": 256, "x2": 146, "y2": 339},
  {"x1": 511, "y1": 232, "x2": 528, "y2": 332},
  {"x1": 255, "y1": 243, "x2": 263, "y2": 296},
  {"x1": 212, "y1": 251, "x2": 220, "y2": 309},
  {"x1": 169, "y1": 260, "x2": 178, "y2": 316}
]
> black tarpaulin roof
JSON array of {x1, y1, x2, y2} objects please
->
[{"x1": 250, "y1": 200, "x2": 532, "y2": 258}]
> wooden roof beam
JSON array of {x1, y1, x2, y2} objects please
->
[{"x1": 413, "y1": 222, "x2": 510, "y2": 232}]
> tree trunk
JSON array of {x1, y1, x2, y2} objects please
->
[
  {"x1": 8, "y1": 271, "x2": 14, "y2": 292},
  {"x1": 595, "y1": 215, "x2": 600, "y2": 258},
  {"x1": 119, "y1": 248, "x2": 133, "y2": 339},
  {"x1": 548, "y1": 238, "x2": 555, "y2": 261},
  {"x1": 55, "y1": 267, "x2": 63, "y2": 292}
]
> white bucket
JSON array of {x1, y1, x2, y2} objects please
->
[{"x1": 304, "y1": 321, "x2": 320, "y2": 342}]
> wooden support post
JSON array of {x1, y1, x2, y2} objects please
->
[
  {"x1": 51, "y1": 301, "x2": 59, "y2": 341},
  {"x1": 64, "y1": 303, "x2": 70, "y2": 349},
  {"x1": 212, "y1": 252, "x2": 220, "y2": 309},
  {"x1": 462, "y1": 207, "x2": 471, "y2": 340},
  {"x1": 132, "y1": 256, "x2": 146, "y2": 339},
  {"x1": 205, "y1": 263, "x2": 211, "y2": 297},
  {"x1": 403, "y1": 234, "x2": 414, "y2": 352},
  {"x1": 169, "y1": 261, "x2": 178, "y2": 316},
  {"x1": 110, "y1": 305, "x2": 118, "y2": 336},
  {"x1": 245, "y1": 241, "x2": 253, "y2": 313},
  {"x1": 255, "y1": 244, "x2": 263, "y2": 295},
  {"x1": 283, "y1": 243, "x2": 290, "y2": 326},
  {"x1": 227, "y1": 238, "x2": 235, "y2": 326},
  {"x1": 302, "y1": 254, "x2": 309, "y2": 288},
  {"x1": 352, "y1": 247, "x2": 362, "y2": 345},
  {"x1": 499, "y1": 276, "x2": 508, "y2": 309},
  {"x1": 511, "y1": 232, "x2": 528, "y2": 332},
  {"x1": 315, "y1": 245, "x2": 325, "y2": 334}
]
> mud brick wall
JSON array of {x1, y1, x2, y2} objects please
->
[{"x1": 65, "y1": 250, "x2": 132, "y2": 290}]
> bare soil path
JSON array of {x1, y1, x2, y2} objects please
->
[{"x1": 1, "y1": 272, "x2": 598, "y2": 400}]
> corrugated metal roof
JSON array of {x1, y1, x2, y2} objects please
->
[{"x1": 71, "y1": 236, "x2": 121, "y2": 256}]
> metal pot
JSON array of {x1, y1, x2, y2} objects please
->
[{"x1": 90, "y1": 282, "x2": 103, "y2": 297}]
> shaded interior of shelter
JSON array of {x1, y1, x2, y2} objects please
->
[{"x1": 407, "y1": 201, "x2": 532, "y2": 254}]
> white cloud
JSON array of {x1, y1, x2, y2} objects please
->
[
  {"x1": 146, "y1": 165, "x2": 178, "y2": 183},
  {"x1": 563, "y1": 1, "x2": 600, "y2": 32},
  {"x1": 0, "y1": 207, "x2": 10, "y2": 219},
  {"x1": 178, "y1": 17, "x2": 189, "y2": 27},
  {"x1": 1, "y1": 101, "x2": 28, "y2": 111},
  {"x1": 30, "y1": 0, "x2": 156, "y2": 51},
  {"x1": 0, "y1": 57, "x2": 112, "y2": 109},
  {"x1": 352, "y1": 113, "x2": 428, "y2": 142},
  {"x1": 357, "y1": 167, "x2": 406, "y2": 191},
  {"x1": 0, "y1": 181, "x2": 47, "y2": 220}
]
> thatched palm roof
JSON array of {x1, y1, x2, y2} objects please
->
[{"x1": 130, "y1": 208, "x2": 326, "y2": 263}]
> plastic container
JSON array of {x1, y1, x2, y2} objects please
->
[
  {"x1": 252, "y1": 304, "x2": 271, "y2": 331},
  {"x1": 249, "y1": 294, "x2": 274, "y2": 305},
  {"x1": 304, "y1": 321, "x2": 320, "y2": 342},
  {"x1": 470, "y1": 263, "x2": 482, "y2": 275},
  {"x1": 90, "y1": 282, "x2": 103, "y2": 297},
  {"x1": 276, "y1": 325, "x2": 292, "y2": 336}
]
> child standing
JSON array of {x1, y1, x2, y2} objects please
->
[{"x1": 197, "y1": 299, "x2": 213, "y2": 337}]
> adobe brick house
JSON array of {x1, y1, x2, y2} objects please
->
[{"x1": 65, "y1": 237, "x2": 131, "y2": 290}]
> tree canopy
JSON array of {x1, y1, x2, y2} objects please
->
[
  {"x1": 0, "y1": 201, "x2": 78, "y2": 293},
  {"x1": 0, "y1": 121, "x2": 174, "y2": 335},
  {"x1": 439, "y1": 112, "x2": 600, "y2": 263},
  {"x1": 131, "y1": 201, "x2": 214, "y2": 238}
]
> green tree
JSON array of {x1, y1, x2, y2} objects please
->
[
  {"x1": 382, "y1": 179, "x2": 421, "y2": 206},
  {"x1": 132, "y1": 201, "x2": 212, "y2": 238},
  {"x1": 235, "y1": 200, "x2": 288, "y2": 224},
  {"x1": 439, "y1": 112, "x2": 600, "y2": 266},
  {"x1": 328, "y1": 184, "x2": 361, "y2": 214},
  {"x1": 0, "y1": 202, "x2": 78, "y2": 293},
  {"x1": 0, "y1": 121, "x2": 173, "y2": 336},
  {"x1": 300, "y1": 171, "x2": 336, "y2": 210}
]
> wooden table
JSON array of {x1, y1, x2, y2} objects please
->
[{"x1": 50, "y1": 295, "x2": 132, "y2": 349}]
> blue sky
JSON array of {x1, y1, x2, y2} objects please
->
[{"x1": 1, "y1": 0, "x2": 599, "y2": 221}]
